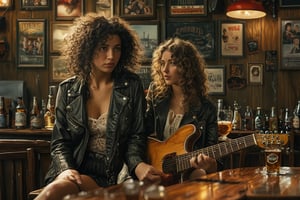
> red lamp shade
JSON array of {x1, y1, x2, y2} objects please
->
[{"x1": 226, "y1": 0, "x2": 266, "y2": 19}]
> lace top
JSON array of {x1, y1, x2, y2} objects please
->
[
  {"x1": 88, "y1": 112, "x2": 108, "y2": 154},
  {"x1": 163, "y1": 110, "x2": 183, "y2": 140}
]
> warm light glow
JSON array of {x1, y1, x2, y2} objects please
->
[
  {"x1": 226, "y1": 0, "x2": 266, "y2": 20},
  {"x1": 0, "y1": 0, "x2": 8, "y2": 6}
]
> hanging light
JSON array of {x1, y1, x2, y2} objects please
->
[{"x1": 226, "y1": 0, "x2": 266, "y2": 19}]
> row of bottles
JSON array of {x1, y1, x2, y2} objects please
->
[
  {"x1": 0, "y1": 86, "x2": 56, "y2": 130},
  {"x1": 217, "y1": 99, "x2": 300, "y2": 133}
]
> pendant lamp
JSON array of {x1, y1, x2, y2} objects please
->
[{"x1": 226, "y1": 0, "x2": 266, "y2": 19}]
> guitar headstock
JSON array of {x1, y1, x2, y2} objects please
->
[{"x1": 254, "y1": 133, "x2": 289, "y2": 149}]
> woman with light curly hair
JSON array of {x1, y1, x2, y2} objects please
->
[
  {"x1": 35, "y1": 13, "x2": 162, "y2": 200},
  {"x1": 145, "y1": 37, "x2": 222, "y2": 184}
]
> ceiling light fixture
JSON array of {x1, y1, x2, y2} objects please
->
[{"x1": 226, "y1": 0, "x2": 266, "y2": 20}]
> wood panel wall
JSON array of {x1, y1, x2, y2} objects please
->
[{"x1": 0, "y1": 1, "x2": 299, "y2": 116}]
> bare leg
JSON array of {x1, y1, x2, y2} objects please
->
[{"x1": 34, "y1": 175, "x2": 100, "y2": 200}]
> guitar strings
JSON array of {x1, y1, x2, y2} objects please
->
[{"x1": 163, "y1": 134, "x2": 256, "y2": 173}]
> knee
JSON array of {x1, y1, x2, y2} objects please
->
[{"x1": 35, "y1": 180, "x2": 79, "y2": 200}]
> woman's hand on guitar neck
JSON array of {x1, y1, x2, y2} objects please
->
[
  {"x1": 135, "y1": 162, "x2": 164, "y2": 183},
  {"x1": 190, "y1": 153, "x2": 217, "y2": 174}
]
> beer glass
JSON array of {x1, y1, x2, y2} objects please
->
[
  {"x1": 217, "y1": 108, "x2": 233, "y2": 141},
  {"x1": 265, "y1": 147, "x2": 281, "y2": 174}
]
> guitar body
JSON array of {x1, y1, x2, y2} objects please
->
[{"x1": 147, "y1": 124, "x2": 198, "y2": 184}]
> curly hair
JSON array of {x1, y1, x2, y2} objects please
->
[
  {"x1": 149, "y1": 37, "x2": 209, "y2": 108},
  {"x1": 62, "y1": 13, "x2": 143, "y2": 81}
]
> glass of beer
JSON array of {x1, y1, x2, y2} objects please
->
[
  {"x1": 217, "y1": 109, "x2": 233, "y2": 141},
  {"x1": 265, "y1": 147, "x2": 281, "y2": 175}
]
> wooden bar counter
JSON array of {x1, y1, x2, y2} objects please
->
[{"x1": 165, "y1": 167, "x2": 300, "y2": 200}]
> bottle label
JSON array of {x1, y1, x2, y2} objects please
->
[
  {"x1": 293, "y1": 116, "x2": 300, "y2": 129},
  {"x1": 30, "y1": 116, "x2": 42, "y2": 129},
  {"x1": 15, "y1": 112, "x2": 26, "y2": 127},
  {"x1": 0, "y1": 114, "x2": 6, "y2": 128}
]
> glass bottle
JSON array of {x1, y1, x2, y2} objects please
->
[
  {"x1": 217, "y1": 99, "x2": 224, "y2": 121},
  {"x1": 0, "y1": 96, "x2": 6, "y2": 128},
  {"x1": 244, "y1": 106, "x2": 254, "y2": 130},
  {"x1": 283, "y1": 108, "x2": 291, "y2": 133},
  {"x1": 30, "y1": 96, "x2": 42, "y2": 129},
  {"x1": 269, "y1": 106, "x2": 278, "y2": 132},
  {"x1": 44, "y1": 89, "x2": 56, "y2": 130},
  {"x1": 254, "y1": 107, "x2": 263, "y2": 131},
  {"x1": 292, "y1": 100, "x2": 300, "y2": 130},
  {"x1": 40, "y1": 99, "x2": 46, "y2": 127},
  {"x1": 232, "y1": 101, "x2": 241, "y2": 130},
  {"x1": 15, "y1": 97, "x2": 27, "y2": 129},
  {"x1": 278, "y1": 108, "x2": 285, "y2": 133}
]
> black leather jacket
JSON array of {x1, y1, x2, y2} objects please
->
[
  {"x1": 45, "y1": 71, "x2": 147, "y2": 186},
  {"x1": 145, "y1": 84, "x2": 220, "y2": 164}
]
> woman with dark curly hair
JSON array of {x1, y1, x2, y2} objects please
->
[
  {"x1": 35, "y1": 13, "x2": 162, "y2": 200},
  {"x1": 145, "y1": 38, "x2": 222, "y2": 184}
]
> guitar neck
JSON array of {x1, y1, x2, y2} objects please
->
[{"x1": 174, "y1": 134, "x2": 257, "y2": 173}]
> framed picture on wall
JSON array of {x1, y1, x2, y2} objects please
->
[
  {"x1": 0, "y1": 0, "x2": 13, "y2": 9},
  {"x1": 279, "y1": 0, "x2": 300, "y2": 7},
  {"x1": 168, "y1": 0, "x2": 207, "y2": 17},
  {"x1": 166, "y1": 21, "x2": 215, "y2": 59},
  {"x1": 95, "y1": 0, "x2": 113, "y2": 18},
  {"x1": 131, "y1": 21, "x2": 160, "y2": 63},
  {"x1": 205, "y1": 65, "x2": 226, "y2": 95},
  {"x1": 55, "y1": 0, "x2": 84, "y2": 20},
  {"x1": 50, "y1": 56, "x2": 71, "y2": 82},
  {"x1": 16, "y1": 19, "x2": 46, "y2": 68},
  {"x1": 248, "y1": 63, "x2": 263, "y2": 85},
  {"x1": 120, "y1": 0, "x2": 156, "y2": 19},
  {"x1": 20, "y1": 0, "x2": 51, "y2": 10},
  {"x1": 280, "y1": 19, "x2": 300, "y2": 70},
  {"x1": 220, "y1": 21, "x2": 244, "y2": 57},
  {"x1": 50, "y1": 21, "x2": 73, "y2": 53}
]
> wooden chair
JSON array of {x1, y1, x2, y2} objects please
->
[
  {"x1": 0, "y1": 148, "x2": 35, "y2": 200},
  {"x1": 0, "y1": 139, "x2": 51, "y2": 200}
]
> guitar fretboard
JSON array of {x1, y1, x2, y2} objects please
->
[{"x1": 175, "y1": 134, "x2": 256, "y2": 173}]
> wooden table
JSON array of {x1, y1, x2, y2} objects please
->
[{"x1": 165, "y1": 167, "x2": 300, "y2": 200}]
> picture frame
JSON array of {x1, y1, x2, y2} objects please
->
[
  {"x1": 120, "y1": 0, "x2": 156, "y2": 19},
  {"x1": 0, "y1": 0, "x2": 13, "y2": 9},
  {"x1": 280, "y1": 19, "x2": 300, "y2": 70},
  {"x1": 55, "y1": 0, "x2": 84, "y2": 20},
  {"x1": 265, "y1": 50, "x2": 278, "y2": 72},
  {"x1": 131, "y1": 21, "x2": 160, "y2": 63},
  {"x1": 168, "y1": 0, "x2": 207, "y2": 17},
  {"x1": 247, "y1": 40, "x2": 258, "y2": 54},
  {"x1": 279, "y1": 0, "x2": 300, "y2": 7},
  {"x1": 228, "y1": 64, "x2": 246, "y2": 90},
  {"x1": 205, "y1": 65, "x2": 226, "y2": 95},
  {"x1": 220, "y1": 21, "x2": 244, "y2": 57},
  {"x1": 136, "y1": 65, "x2": 151, "y2": 90},
  {"x1": 95, "y1": 0, "x2": 113, "y2": 18},
  {"x1": 50, "y1": 21, "x2": 73, "y2": 53},
  {"x1": 248, "y1": 63, "x2": 263, "y2": 85},
  {"x1": 166, "y1": 21, "x2": 215, "y2": 59},
  {"x1": 16, "y1": 19, "x2": 46, "y2": 68},
  {"x1": 50, "y1": 56, "x2": 70, "y2": 82},
  {"x1": 20, "y1": 0, "x2": 51, "y2": 10}
]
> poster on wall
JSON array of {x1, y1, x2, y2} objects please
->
[
  {"x1": 16, "y1": 19, "x2": 46, "y2": 68},
  {"x1": 220, "y1": 21, "x2": 244, "y2": 57},
  {"x1": 167, "y1": 21, "x2": 215, "y2": 59}
]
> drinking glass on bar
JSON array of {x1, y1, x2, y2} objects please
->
[{"x1": 217, "y1": 108, "x2": 233, "y2": 141}]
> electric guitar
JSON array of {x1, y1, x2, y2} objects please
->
[{"x1": 147, "y1": 124, "x2": 288, "y2": 183}]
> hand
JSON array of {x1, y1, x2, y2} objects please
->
[
  {"x1": 56, "y1": 169, "x2": 82, "y2": 185},
  {"x1": 190, "y1": 154, "x2": 217, "y2": 174},
  {"x1": 135, "y1": 162, "x2": 163, "y2": 183}
]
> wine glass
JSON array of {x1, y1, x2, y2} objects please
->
[{"x1": 217, "y1": 108, "x2": 233, "y2": 141}]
